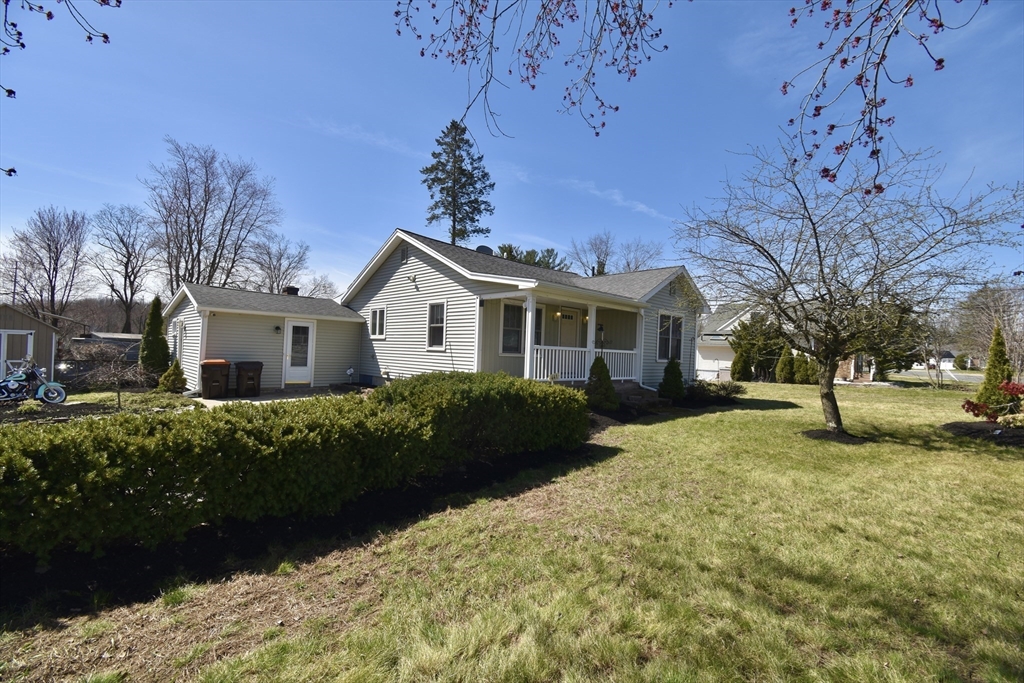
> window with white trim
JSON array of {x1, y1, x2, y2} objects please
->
[
  {"x1": 370, "y1": 308, "x2": 386, "y2": 338},
  {"x1": 501, "y1": 302, "x2": 524, "y2": 355},
  {"x1": 658, "y1": 314, "x2": 683, "y2": 361},
  {"x1": 427, "y1": 302, "x2": 446, "y2": 349}
]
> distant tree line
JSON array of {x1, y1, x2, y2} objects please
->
[{"x1": 0, "y1": 137, "x2": 339, "y2": 342}]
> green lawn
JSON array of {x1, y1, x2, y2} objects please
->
[
  {"x1": 4, "y1": 383, "x2": 1021, "y2": 682},
  {"x1": 197, "y1": 383, "x2": 1022, "y2": 682}
]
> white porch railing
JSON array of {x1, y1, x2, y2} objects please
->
[{"x1": 532, "y1": 346, "x2": 636, "y2": 382}]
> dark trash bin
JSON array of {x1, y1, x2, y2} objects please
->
[
  {"x1": 200, "y1": 359, "x2": 231, "y2": 399},
  {"x1": 235, "y1": 361, "x2": 264, "y2": 397}
]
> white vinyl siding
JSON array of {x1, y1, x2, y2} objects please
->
[
  {"x1": 348, "y1": 241, "x2": 512, "y2": 384},
  {"x1": 205, "y1": 313, "x2": 286, "y2": 390},
  {"x1": 312, "y1": 319, "x2": 361, "y2": 386},
  {"x1": 166, "y1": 299, "x2": 203, "y2": 391},
  {"x1": 642, "y1": 278, "x2": 698, "y2": 387}
]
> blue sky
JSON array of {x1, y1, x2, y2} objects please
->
[{"x1": 1, "y1": 0, "x2": 1021, "y2": 296}]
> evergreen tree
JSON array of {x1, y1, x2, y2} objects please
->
[
  {"x1": 730, "y1": 347, "x2": 753, "y2": 382},
  {"x1": 729, "y1": 315, "x2": 785, "y2": 381},
  {"x1": 585, "y1": 355, "x2": 619, "y2": 411},
  {"x1": 421, "y1": 120, "x2": 495, "y2": 245},
  {"x1": 158, "y1": 359, "x2": 188, "y2": 393},
  {"x1": 775, "y1": 345, "x2": 795, "y2": 384},
  {"x1": 792, "y1": 353, "x2": 811, "y2": 385},
  {"x1": 975, "y1": 325, "x2": 1013, "y2": 407},
  {"x1": 139, "y1": 296, "x2": 171, "y2": 377},
  {"x1": 658, "y1": 358, "x2": 686, "y2": 404}
]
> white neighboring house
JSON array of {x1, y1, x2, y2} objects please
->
[
  {"x1": 163, "y1": 283, "x2": 365, "y2": 392},
  {"x1": 695, "y1": 303, "x2": 753, "y2": 381},
  {"x1": 341, "y1": 229, "x2": 709, "y2": 389}
]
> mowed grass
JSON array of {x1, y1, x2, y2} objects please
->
[{"x1": 194, "y1": 383, "x2": 1022, "y2": 683}]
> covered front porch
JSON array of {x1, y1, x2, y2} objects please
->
[{"x1": 477, "y1": 291, "x2": 641, "y2": 382}]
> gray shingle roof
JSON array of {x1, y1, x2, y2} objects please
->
[
  {"x1": 401, "y1": 231, "x2": 683, "y2": 301},
  {"x1": 702, "y1": 303, "x2": 751, "y2": 334},
  {"x1": 183, "y1": 283, "x2": 364, "y2": 321}
]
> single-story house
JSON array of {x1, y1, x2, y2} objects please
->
[
  {"x1": 0, "y1": 304, "x2": 58, "y2": 376},
  {"x1": 163, "y1": 283, "x2": 365, "y2": 392},
  {"x1": 695, "y1": 302, "x2": 752, "y2": 381},
  {"x1": 341, "y1": 229, "x2": 708, "y2": 388}
]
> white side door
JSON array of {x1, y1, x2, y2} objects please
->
[{"x1": 284, "y1": 320, "x2": 314, "y2": 384}]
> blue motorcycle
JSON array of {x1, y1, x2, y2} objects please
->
[{"x1": 0, "y1": 358, "x2": 67, "y2": 404}]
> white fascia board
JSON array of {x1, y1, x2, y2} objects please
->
[
  {"x1": 400, "y1": 233, "x2": 537, "y2": 288},
  {"x1": 162, "y1": 284, "x2": 199, "y2": 318},
  {"x1": 527, "y1": 282, "x2": 644, "y2": 311},
  {"x1": 200, "y1": 307, "x2": 366, "y2": 323}
]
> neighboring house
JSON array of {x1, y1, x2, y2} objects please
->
[
  {"x1": 163, "y1": 283, "x2": 365, "y2": 392},
  {"x1": 341, "y1": 229, "x2": 708, "y2": 388},
  {"x1": 70, "y1": 331, "x2": 143, "y2": 361},
  {"x1": 0, "y1": 304, "x2": 57, "y2": 375},
  {"x1": 695, "y1": 303, "x2": 752, "y2": 381}
]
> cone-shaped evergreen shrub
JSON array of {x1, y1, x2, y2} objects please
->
[
  {"x1": 158, "y1": 359, "x2": 188, "y2": 393},
  {"x1": 775, "y1": 345, "x2": 795, "y2": 384},
  {"x1": 731, "y1": 347, "x2": 753, "y2": 382},
  {"x1": 585, "y1": 355, "x2": 619, "y2": 411},
  {"x1": 975, "y1": 326, "x2": 1013, "y2": 407},
  {"x1": 806, "y1": 357, "x2": 820, "y2": 385},
  {"x1": 793, "y1": 353, "x2": 810, "y2": 384},
  {"x1": 139, "y1": 297, "x2": 171, "y2": 377},
  {"x1": 658, "y1": 358, "x2": 686, "y2": 404}
]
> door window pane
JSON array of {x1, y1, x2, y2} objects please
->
[{"x1": 291, "y1": 326, "x2": 309, "y2": 367}]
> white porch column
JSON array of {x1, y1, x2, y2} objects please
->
[
  {"x1": 586, "y1": 303, "x2": 597, "y2": 373},
  {"x1": 524, "y1": 293, "x2": 536, "y2": 379},
  {"x1": 635, "y1": 310, "x2": 645, "y2": 383}
]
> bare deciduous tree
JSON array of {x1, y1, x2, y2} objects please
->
[
  {"x1": 88, "y1": 204, "x2": 158, "y2": 332},
  {"x1": 303, "y1": 273, "x2": 340, "y2": 299},
  {"x1": 249, "y1": 232, "x2": 310, "y2": 294},
  {"x1": 143, "y1": 137, "x2": 282, "y2": 297},
  {"x1": 955, "y1": 284, "x2": 1024, "y2": 380},
  {"x1": 568, "y1": 231, "x2": 615, "y2": 276},
  {"x1": 616, "y1": 236, "x2": 663, "y2": 272},
  {"x1": 675, "y1": 146, "x2": 1021, "y2": 433},
  {"x1": 2, "y1": 206, "x2": 90, "y2": 327}
]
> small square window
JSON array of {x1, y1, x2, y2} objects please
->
[{"x1": 400, "y1": 245, "x2": 409, "y2": 263}]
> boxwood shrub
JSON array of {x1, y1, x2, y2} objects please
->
[{"x1": 0, "y1": 372, "x2": 587, "y2": 559}]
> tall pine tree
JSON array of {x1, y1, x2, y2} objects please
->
[
  {"x1": 421, "y1": 120, "x2": 495, "y2": 245},
  {"x1": 975, "y1": 325, "x2": 1013, "y2": 407}
]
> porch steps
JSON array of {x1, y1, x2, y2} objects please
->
[{"x1": 614, "y1": 382, "x2": 670, "y2": 408}]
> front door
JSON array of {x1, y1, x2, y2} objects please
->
[
  {"x1": 284, "y1": 321, "x2": 313, "y2": 384},
  {"x1": 558, "y1": 307, "x2": 580, "y2": 347}
]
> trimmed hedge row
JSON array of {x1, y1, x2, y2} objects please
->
[{"x1": 0, "y1": 372, "x2": 588, "y2": 559}]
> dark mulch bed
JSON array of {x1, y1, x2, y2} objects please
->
[
  {"x1": 0, "y1": 401, "x2": 119, "y2": 425},
  {"x1": 591, "y1": 404, "x2": 658, "y2": 423},
  {"x1": 942, "y1": 421, "x2": 1024, "y2": 448},
  {"x1": 802, "y1": 429, "x2": 872, "y2": 445}
]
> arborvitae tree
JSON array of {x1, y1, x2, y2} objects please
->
[
  {"x1": 139, "y1": 296, "x2": 171, "y2": 377},
  {"x1": 158, "y1": 359, "x2": 188, "y2": 393},
  {"x1": 806, "y1": 357, "x2": 821, "y2": 385},
  {"x1": 792, "y1": 353, "x2": 811, "y2": 385},
  {"x1": 730, "y1": 347, "x2": 753, "y2": 382},
  {"x1": 729, "y1": 315, "x2": 786, "y2": 381},
  {"x1": 421, "y1": 120, "x2": 495, "y2": 245},
  {"x1": 775, "y1": 345, "x2": 795, "y2": 384},
  {"x1": 975, "y1": 326, "x2": 1013, "y2": 407},
  {"x1": 658, "y1": 358, "x2": 686, "y2": 404},
  {"x1": 585, "y1": 355, "x2": 619, "y2": 411}
]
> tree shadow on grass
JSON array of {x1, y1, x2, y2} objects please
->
[
  {"x1": 730, "y1": 553, "x2": 1023, "y2": 680},
  {"x1": 0, "y1": 442, "x2": 622, "y2": 630},
  {"x1": 855, "y1": 423, "x2": 1023, "y2": 460}
]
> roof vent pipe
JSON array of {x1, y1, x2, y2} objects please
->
[
  {"x1": 475, "y1": 245, "x2": 493, "y2": 256},
  {"x1": 283, "y1": 286, "x2": 300, "y2": 296}
]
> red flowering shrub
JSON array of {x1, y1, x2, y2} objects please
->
[{"x1": 962, "y1": 381, "x2": 1023, "y2": 422}]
